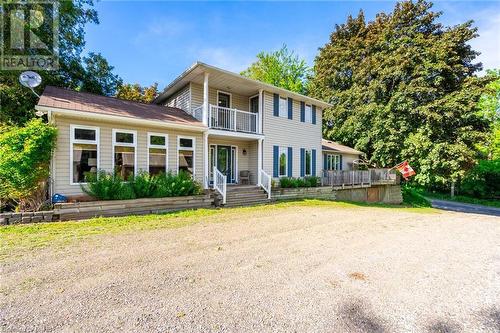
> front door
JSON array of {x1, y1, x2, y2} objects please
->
[{"x1": 216, "y1": 145, "x2": 235, "y2": 183}]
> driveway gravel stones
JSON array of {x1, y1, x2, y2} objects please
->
[{"x1": 1, "y1": 205, "x2": 499, "y2": 332}]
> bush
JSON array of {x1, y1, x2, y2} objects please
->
[
  {"x1": 460, "y1": 160, "x2": 500, "y2": 199},
  {"x1": 279, "y1": 176, "x2": 320, "y2": 188},
  {"x1": 81, "y1": 170, "x2": 203, "y2": 200},
  {"x1": 82, "y1": 171, "x2": 135, "y2": 200},
  {"x1": 0, "y1": 119, "x2": 57, "y2": 211}
]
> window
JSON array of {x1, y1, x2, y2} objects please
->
[
  {"x1": 305, "y1": 149, "x2": 312, "y2": 176},
  {"x1": 305, "y1": 104, "x2": 312, "y2": 123},
  {"x1": 279, "y1": 146, "x2": 288, "y2": 177},
  {"x1": 326, "y1": 154, "x2": 341, "y2": 170},
  {"x1": 148, "y1": 133, "x2": 168, "y2": 176},
  {"x1": 113, "y1": 129, "x2": 136, "y2": 179},
  {"x1": 71, "y1": 125, "x2": 99, "y2": 184},
  {"x1": 279, "y1": 97, "x2": 288, "y2": 118},
  {"x1": 178, "y1": 136, "x2": 195, "y2": 176}
]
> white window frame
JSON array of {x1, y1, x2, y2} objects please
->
[
  {"x1": 70, "y1": 124, "x2": 100, "y2": 185},
  {"x1": 305, "y1": 149, "x2": 312, "y2": 176},
  {"x1": 278, "y1": 146, "x2": 288, "y2": 177},
  {"x1": 147, "y1": 132, "x2": 168, "y2": 175},
  {"x1": 177, "y1": 136, "x2": 196, "y2": 177},
  {"x1": 279, "y1": 97, "x2": 288, "y2": 118},
  {"x1": 305, "y1": 104, "x2": 312, "y2": 123},
  {"x1": 217, "y1": 90, "x2": 232, "y2": 108},
  {"x1": 326, "y1": 153, "x2": 341, "y2": 171},
  {"x1": 112, "y1": 129, "x2": 137, "y2": 177}
]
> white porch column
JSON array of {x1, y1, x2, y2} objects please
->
[
  {"x1": 258, "y1": 89, "x2": 263, "y2": 134},
  {"x1": 203, "y1": 72, "x2": 209, "y2": 126},
  {"x1": 257, "y1": 138, "x2": 263, "y2": 186},
  {"x1": 203, "y1": 131, "x2": 209, "y2": 189}
]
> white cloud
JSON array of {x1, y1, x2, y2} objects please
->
[{"x1": 469, "y1": 12, "x2": 500, "y2": 72}]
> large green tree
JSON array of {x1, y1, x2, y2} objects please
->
[
  {"x1": 310, "y1": 0, "x2": 491, "y2": 187},
  {"x1": 0, "y1": 0, "x2": 121, "y2": 125},
  {"x1": 241, "y1": 45, "x2": 310, "y2": 94},
  {"x1": 477, "y1": 69, "x2": 500, "y2": 159}
]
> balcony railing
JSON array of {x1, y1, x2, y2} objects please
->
[
  {"x1": 188, "y1": 104, "x2": 259, "y2": 134},
  {"x1": 209, "y1": 104, "x2": 258, "y2": 134}
]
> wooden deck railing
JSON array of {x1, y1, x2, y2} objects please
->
[{"x1": 321, "y1": 169, "x2": 397, "y2": 187}]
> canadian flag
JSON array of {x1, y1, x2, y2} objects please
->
[{"x1": 394, "y1": 161, "x2": 416, "y2": 180}]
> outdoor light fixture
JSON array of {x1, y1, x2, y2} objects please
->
[{"x1": 242, "y1": 149, "x2": 247, "y2": 155}]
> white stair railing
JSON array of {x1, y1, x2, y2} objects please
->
[
  {"x1": 259, "y1": 169, "x2": 272, "y2": 199},
  {"x1": 214, "y1": 167, "x2": 227, "y2": 204}
]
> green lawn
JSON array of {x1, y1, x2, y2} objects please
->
[{"x1": 0, "y1": 200, "x2": 436, "y2": 261}]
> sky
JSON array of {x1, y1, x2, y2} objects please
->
[{"x1": 84, "y1": 1, "x2": 500, "y2": 88}]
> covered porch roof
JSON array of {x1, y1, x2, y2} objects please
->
[{"x1": 154, "y1": 62, "x2": 331, "y2": 109}]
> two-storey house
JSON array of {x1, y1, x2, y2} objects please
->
[{"x1": 36, "y1": 62, "x2": 331, "y2": 204}]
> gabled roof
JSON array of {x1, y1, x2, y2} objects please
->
[
  {"x1": 154, "y1": 61, "x2": 331, "y2": 109},
  {"x1": 37, "y1": 86, "x2": 205, "y2": 128},
  {"x1": 322, "y1": 139, "x2": 364, "y2": 155}
]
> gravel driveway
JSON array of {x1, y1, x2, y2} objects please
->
[{"x1": 1, "y1": 204, "x2": 499, "y2": 332}]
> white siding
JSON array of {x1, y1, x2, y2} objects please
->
[
  {"x1": 165, "y1": 84, "x2": 190, "y2": 112},
  {"x1": 262, "y1": 92, "x2": 323, "y2": 178},
  {"x1": 191, "y1": 83, "x2": 250, "y2": 111},
  {"x1": 52, "y1": 115, "x2": 204, "y2": 198}
]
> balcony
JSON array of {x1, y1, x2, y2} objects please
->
[{"x1": 191, "y1": 104, "x2": 259, "y2": 134}]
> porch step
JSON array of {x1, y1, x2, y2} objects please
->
[{"x1": 223, "y1": 185, "x2": 271, "y2": 207}]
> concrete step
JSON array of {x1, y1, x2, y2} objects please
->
[
  {"x1": 224, "y1": 199, "x2": 271, "y2": 208},
  {"x1": 226, "y1": 186, "x2": 261, "y2": 193}
]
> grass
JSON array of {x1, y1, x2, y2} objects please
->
[
  {"x1": 0, "y1": 199, "x2": 436, "y2": 261},
  {"x1": 422, "y1": 191, "x2": 500, "y2": 208}
]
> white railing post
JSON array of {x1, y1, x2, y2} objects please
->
[
  {"x1": 203, "y1": 73, "x2": 209, "y2": 126},
  {"x1": 257, "y1": 138, "x2": 263, "y2": 186}
]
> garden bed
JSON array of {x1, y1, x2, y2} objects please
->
[{"x1": 53, "y1": 194, "x2": 214, "y2": 221}]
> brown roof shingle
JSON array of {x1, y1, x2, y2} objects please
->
[
  {"x1": 37, "y1": 86, "x2": 204, "y2": 128},
  {"x1": 322, "y1": 139, "x2": 364, "y2": 155}
]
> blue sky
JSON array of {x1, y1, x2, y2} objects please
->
[{"x1": 84, "y1": 1, "x2": 500, "y2": 88}]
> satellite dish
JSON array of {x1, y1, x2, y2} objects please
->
[{"x1": 19, "y1": 71, "x2": 42, "y2": 97}]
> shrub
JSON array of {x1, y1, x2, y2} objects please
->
[
  {"x1": 279, "y1": 176, "x2": 320, "y2": 188},
  {"x1": 460, "y1": 160, "x2": 500, "y2": 199},
  {"x1": 402, "y1": 185, "x2": 431, "y2": 207},
  {"x1": 81, "y1": 170, "x2": 203, "y2": 200},
  {"x1": 0, "y1": 119, "x2": 57, "y2": 211},
  {"x1": 82, "y1": 171, "x2": 135, "y2": 200}
]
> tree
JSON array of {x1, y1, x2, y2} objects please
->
[
  {"x1": 0, "y1": 0, "x2": 121, "y2": 125},
  {"x1": 116, "y1": 83, "x2": 159, "y2": 103},
  {"x1": 310, "y1": 0, "x2": 491, "y2": 188},
  {"x1": 0, "y1": 119, "x2": 57, "y2": 211},
  {"x1": 80, "y1": 52, "x2": 122, "y2": 96},
  {"x1": 241, "y1": 45, "x2": 310, "y2": 94},
  {"x1": 477, "y1": 69, "x2": 500, "y2": 159}
]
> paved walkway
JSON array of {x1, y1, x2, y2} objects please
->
[{"x1": 429, "y1": 198, "x2": 500, "y2": 217}]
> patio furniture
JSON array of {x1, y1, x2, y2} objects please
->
[{"x1": 239, "y1": 170, "x2": 250, "y2": 185}]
